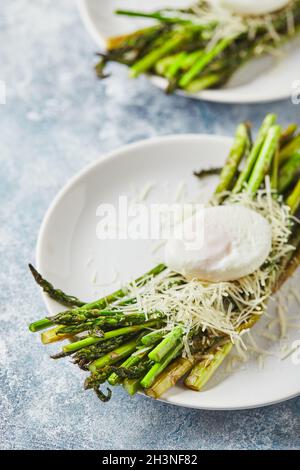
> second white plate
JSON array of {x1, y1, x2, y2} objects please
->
[
  {"x1": 37, "y1": 134, "x2": 300, "y2": 409},
  {"x1": 78, "y1": 0, "x2": 300, "y2": 103}
]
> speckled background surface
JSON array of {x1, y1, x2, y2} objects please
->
[{"x1": 1, "y1": 0, "x2": 300, "y2": 450}]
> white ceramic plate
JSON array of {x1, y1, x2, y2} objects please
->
[
  {"x1": 78, "y1": 0, "x2": 300, "y2": 103},
  {"x1": 37, "y1": 135, "x2": 300, "y2": 409}
]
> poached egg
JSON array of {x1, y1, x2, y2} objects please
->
[
  {"x1": 220, "y1": 0, "x2": 290, "y2": 16},
  {"x1": 164, "y1": 205, "x2": 272, "y2": 282}
]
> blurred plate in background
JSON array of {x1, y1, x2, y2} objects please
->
[{"x1": 78, "y1": 0, "x2": 300, "y2": 103}]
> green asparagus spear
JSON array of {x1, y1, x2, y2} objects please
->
[
  {"x1": 84, "y1": 366, "x2": 112, "y2": 389},
  {"x1": 179, "y1": 36, "x2": 235, "y2": 88},
  {"x1": 123, "y1": 377, "x2": 142, "y2": 396},
  {"x1": 107, "y1": 348, "x2": 150, "y2": 385},
  {"x1": 115, "y1": 9, "x2": 196, "y2": 25},
  {"x1": 28, "y1": 264, "x2": 85, "y2": 308},
  {"x1": 63, "y1": 320, "x2": 160, "y2": 354},
  {"x1": 93, "y1": 386, "x2": 112, "y2": 402},
  {"x1": 280, "y1": 134, "x2": 300, "y2": 162},
  {"x1": 280, "y1": 124, "x2": 298, "y2": 147},
  {"x1": 248, "y1": 124, "x2": 281, "y2": 194},
  {"x1": 145, "y1": 356, "x2": 195, "y2": 399},
  {"x1": 287, "y1": 179, "x2": 300, "y2": 214},
  {"x1": 141, "y1": 329, "x2": 168, "y2": 346},
  {"x1": 271, "y1": 146, "x2": 280, "y2": 190},
  {"x1": 278, "y1": 153, "x2": 300, "y2": 192},
  {"x1": 29, "y1": 318, "x2": 54, "y2": 333},
  {"x1": 140, "y1": 341, "x2": 183, "y2": 389},
  {"x1": 165, "y1": 51, "x2": 187, "y2": 79},
  {"x1": 89, "y1": 336, "x2": 141, "y2": 373},
  {"x1": 184, "y1": 342, "x2": 233, "y2": 391},
  {"x1": 111, "y1": 360, "x2": 153, "y2": 380},
  {"x1": 193, "y1": 167, "x2": 222, "y2": 179},
  {"x1": 148, "y1": 326, "x2": 183, "y2": 362},
  {"x1": 184, "y1": 73, "x2": 221, "y2": 92},
  {"x1": 41, "y1": 326, "x2": 70, "y2": 344},
  {"x1": 215, "y1": 122, "x2": 251, "y2": 193},
  {"x1": 233, "y1": 114, "x2": 277, "y2": 193},
  {"x1": 73, "y1": 335, "x2": 131, "y2": 363},
  {"x1": 130, "y1": 32, "x2": 188, "y2": 78},
  {"x1": 29, "y1": 263, "x2": 166, "y2": 332}
]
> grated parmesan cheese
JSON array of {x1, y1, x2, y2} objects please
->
[
  {"x1": 174, "y1": 181, "x2": 187, "y2": 202},
  {"x1": 112, "y1": 182, "x2": 296, "y2": 357},
  {"x1": 138, "y1": 181, "x2": 156, "y2": 202}
]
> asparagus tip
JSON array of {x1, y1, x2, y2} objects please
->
[{"x1": 93, "y1": 386, "x2": 112, "y2": 402}]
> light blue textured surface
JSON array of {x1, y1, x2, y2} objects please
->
[{"x1": 1, "y1": 0, "x2": 300, "y2": 450}]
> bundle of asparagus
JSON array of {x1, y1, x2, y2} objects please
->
[
  {"x1": 29, "y1": 114, "x2": 300, "y2": 402},
  {"x1": 94, "y1": 1, "x2": 300, "y2": 94}
]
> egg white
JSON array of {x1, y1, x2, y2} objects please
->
[{"x1": 164, "y1": 205, "x2": 272, "y2": 282}]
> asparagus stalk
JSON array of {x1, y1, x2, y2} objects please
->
[
  {"x1": 278, "y1": 154, "x2": 300, "y2": 192},
  {"x1": 84, "y1": 366, "x2": 112, "y2": 389},
  {"x1": 280, "y1": 134, "x2": 300, "y2": 162},
  {"x1": 130, "y1": 32, "x2": 189, "y2": 78},
  {"x1": 73, "y1": 335, "x2": 131, "y2": 368},
  {"x1": 145, "y1": 336, "x2": 230, "y2": 398},
  {"x1": 89, "y1": 337, "x2": 141, "y2": 373},
  {"x1": 184, "y1": 342, "x2": 233, "y2": 390},
  {"x1": 145, "y1": 356, "x2": 195, "y2": 399},
  {"x1": 29, "y1": 263, "x2": 166, "y2": 332},
  {"x1": 140, "y1": 341, "x2": 183, "y2": 389},
  {"x1": 287, "y1": 179, "x2": 300, "y2": 214},
  {"x1": 215, "y1": 122, "x2": 251, "y2": 193},
  {"x1": 248, "y1": 125, "x2": 281, "y2": 194},
  {"x1": 107, "y1": 348, "x2": 150, "y2": 385},
  {"x1": 233, "y1": 114, "x2": 277, "y2": 193},
  {"x1": 28, "y1": 264, "x2": 85, "y2": 308},
  {"x1": 115, "y1": 9, "x2": 196, "y2": 25},
  {"x1": 121, "y1": 356, "x2": 155, "y2": 395},
  {"x1": 148, "y1": 326, "x2": 183, "y2": 362},
  {"x1": 56, "y1": 311, "x2": 163, "y2": 338},
  {"x1": 62, "y1": 320, "x2": 160, "y2": 354},
  {"x1": 271, "y1": 146, "x2": 280, "y2": 190},
  {"x1": 40, "y1": 313, "x2": 130, "y2": 341},
  {"x1": 57, "y1": 316, "x2": 121, "y2": 335},
  {"x1": 112, "y1": 359, "x2": 153, "y2": 380},
  {"x1": 280, "y1": 124, "x2": 298, "y2": 147},
  {"x1": 184, "y1": 73, "x2": 221, "y2": 92},
  {"x1": 93, "y1": 386, "x2": 112, "y2": 402},
  {"x1": 41, "y1": 326, "x2": 71, "y2": 344},
  {"x1": 165, "y1": 51, "x2": 188, "y2": 79},
  {"x1": 29, "y1": 318, "x2": 55, "y2": 333},
  {"x1": 179, "y1": 36, "x2": 235, "y2": 88},
  {"x1": 123, "y1": 377, "x2": 142, "y2": 396},
  {"x1": 48, "y1": 308, "x2": 125, "y2": 326},
  {"x1": 106, "y1": 25, "x2": 165, "y2": 52},
  {"x1": 180, "y1": 50, "x2": 205, "y2": 70},
  {"x1": 141, "y1": 329, "x2": 168, "y2": 346},
  {"x1": 155, "y1": 54, "x2": 180, "y2": 75}
]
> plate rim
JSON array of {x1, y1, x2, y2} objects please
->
[
  {"x1": 36, "y1": 133, "x2": 300, "y2": 410},
  {"x1": 78, "y1": 0, "x2": 294, "y2": 104}
]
